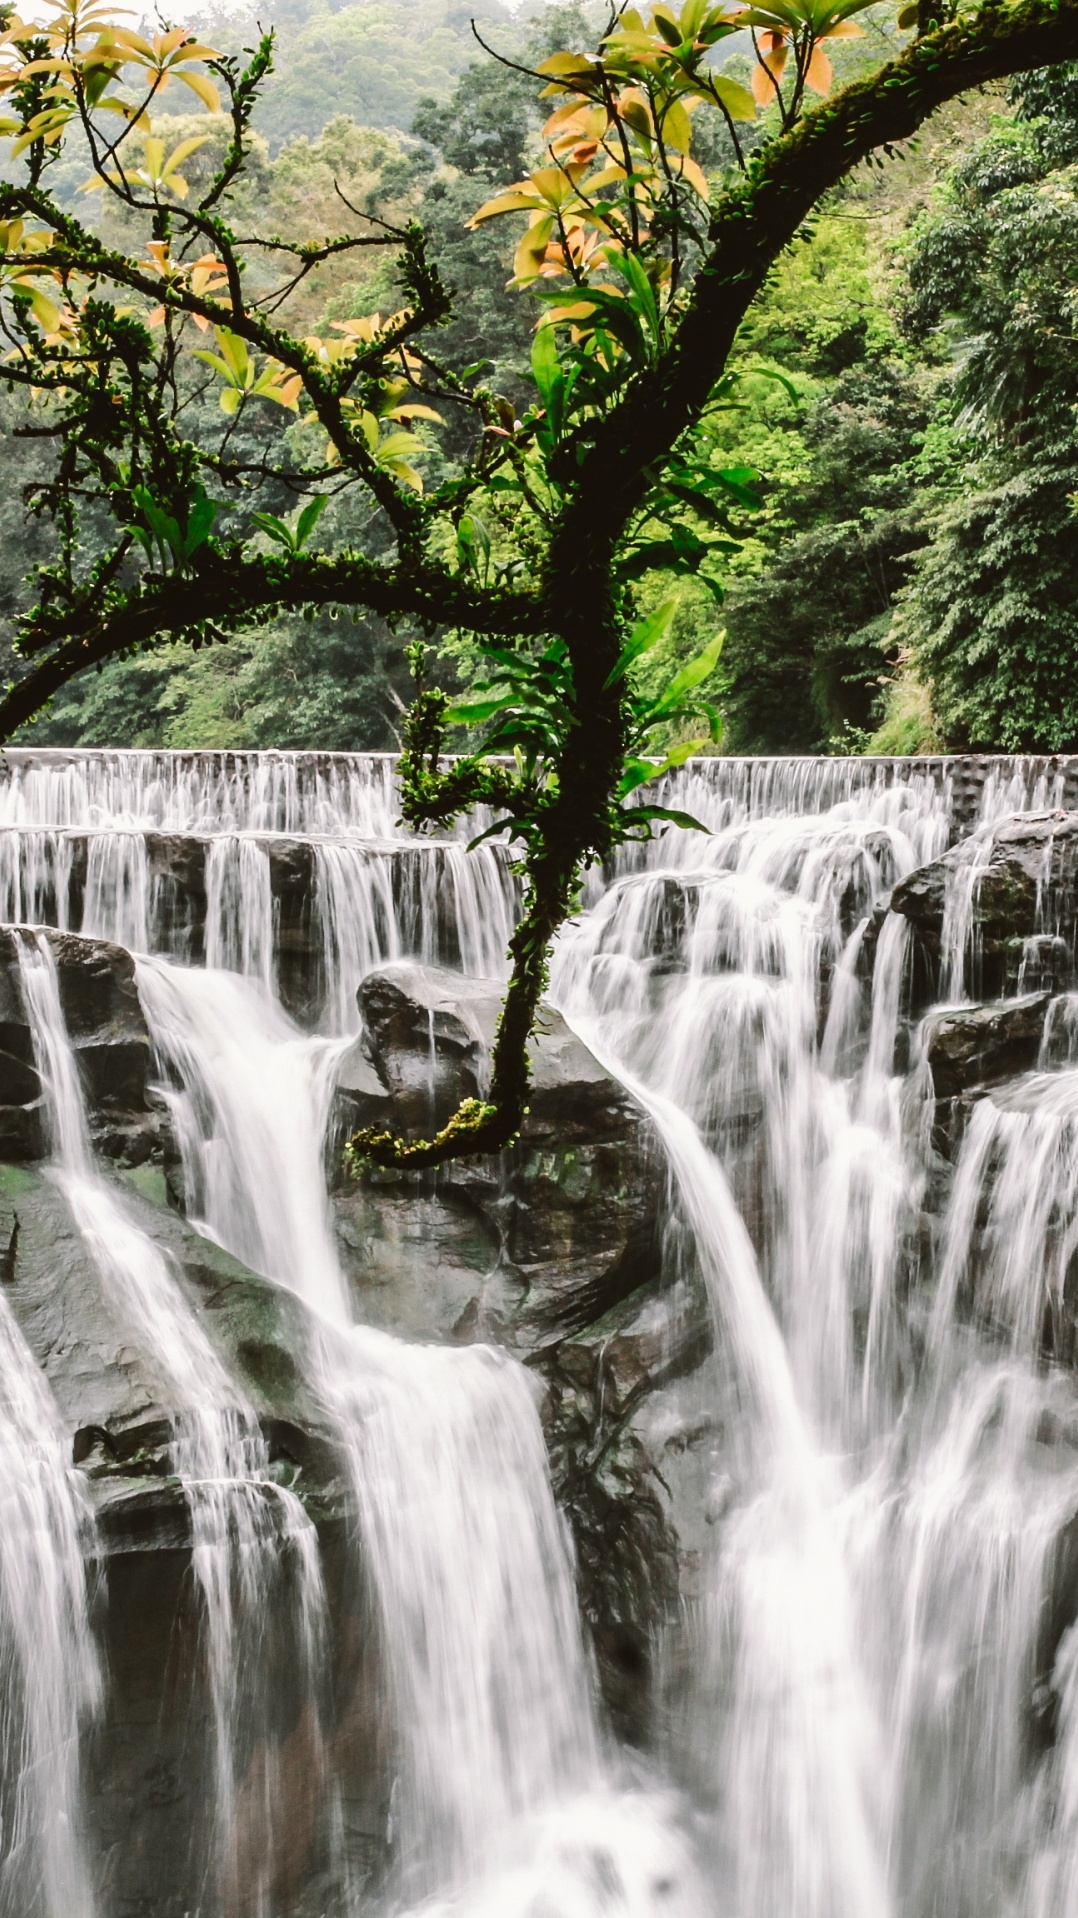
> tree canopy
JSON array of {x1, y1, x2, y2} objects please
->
[{"x1": 0, "y1": 0, "x2": 1076, "y2": 1162}]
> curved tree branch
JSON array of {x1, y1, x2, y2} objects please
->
[{"x1": 0, "y1": 553, "x2": 541, "y2": 739}]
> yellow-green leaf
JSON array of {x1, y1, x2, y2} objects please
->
[
  {"x1": 175, "y1": 69, "x2": 220, "y2": 113},
  {"x1": 711, "y1": 74, "x2": 757, "y2": 119}
]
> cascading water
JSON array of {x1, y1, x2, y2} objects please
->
[
  {"x1": 15, "y1": 929, "x2": 328, "y2": 1914},
  {"x1": 8, "y1": 745, "x2": 1078, "y2": 1918},
  {"x1": 552, "y1": 755, "x2": 1078, "y2": 1918},
  {"x1": 136, "y1": 955, "x2": 697, "y2": 1916},
  {"x1": 0, "y1": 1272, "x2": 99, "y2": 1918}
]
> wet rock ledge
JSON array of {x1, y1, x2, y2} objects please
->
[
  {"x1": 0, "y1": 925, "x2": 166, "y2": 1163},
  {"x1": 879, "y1": 810, "x2": 1078, "y2": 1158},
  {"x1": 891, "y1": 810, "x2": 1078, "y2": 1002}
]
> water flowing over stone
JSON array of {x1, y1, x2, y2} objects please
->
[
  {"x1": 137, "y1": 955, "x2": 695, "y2": 1913},
  {"x1": 15, "y1": 929, "x2": 328, "y2": 1915},
  {"x1": 0, "y1": 1279, "x2": 99, "y2": 1918},
  {"x1": 9, "y1": 746, "x2": 1078, "y2": 1917},
  {"x1": 553, "y1": 749, "x2": 1078, "y2": 1918}
]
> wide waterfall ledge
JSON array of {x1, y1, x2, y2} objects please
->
[{"x1": 3, "y1": 748, "x2": 1078, "y2": 1918}]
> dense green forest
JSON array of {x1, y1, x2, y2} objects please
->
[{"x1": 2, "y1": 0, "x2": 1076, "y2": 755}]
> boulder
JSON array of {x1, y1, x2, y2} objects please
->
[
  {"x1": 337, "y1": 963, "x2": 666, "y2": 1345},
  {"x1": 891, "y1": 811, "x2": 1078, "y2": 999},
  {"x1": 333, "y1": 1180, "x2": 502, "y2": 1344},
  {"x1": 0, "y1": 927, "x2": 165, "y2": 1163},
  {"x1": 0, "y1": 1159, "x2": 345, "y2": 1541},
  {"x1": 333, "y1": 962, "x2": 695, "y2": 1741},
  {"x1": 352, "y1": 963, "x2": 494, "y2": 1130},
  {"x1": 346, "y1": 960, "x2": 641, "y2": 1145},
  {"x1": 924, "y1": 993, "x2": 1051, "y2": 1099}
]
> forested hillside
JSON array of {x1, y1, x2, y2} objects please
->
[{"x1": 3, "y1": 0, "x2": 1076, "y2": 754}]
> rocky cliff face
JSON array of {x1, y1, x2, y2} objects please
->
[
  {"x1": 0, "y1": 1158, "x2": 375, "y2": 1918},
  {"x1": 0, "y1": 927, "x2": 164, "y2": 1163}
]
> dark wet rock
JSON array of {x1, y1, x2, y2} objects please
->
[
  {"x1": 0, "y1": 1161, "x2": 345, "y2": 1539},
  {"x1": 144, "y1": 829, "x2": 208, "y2": 962},
  {"x1": 331, "y1": 962, "x2": 700, "y2": 1735},
  {"x1": 347, "y1": 959, "x2": 638, "y2": 1141},
  {"x1": 348, "y1": 960, "x2": 644, "y2": 1146},
  {"x1": 0, "y1": 927, "x2": 165, "y2": 1164},
  {"x1": 332, "y1": 962, "x2": 707, "y2": 1736},
  {"x1": 338, "y1": 963, "x2": 666, "y2": 1347},
  {"x1": 0, "y1": 1159, "x2": 374, "y2": 1917},
  {"x1": 891, "y1": 811, "x2": 1078, "y2": 998},
  {"x1": 540, "y1": 1278, "x2": 712, "y2": 1744},
  {"x1": 333, "y1": 1081, "x2": 705, "y2": 1744},
  {"x1": 333, "y1": 1182, "x2": 502, "y2": 1343},
  {"x1": 924, "y1": 993, "x2": 1051, "y2": 1100},
  {"x1": 352, "y1": 963, "x2": 493, "y2": 1131}
]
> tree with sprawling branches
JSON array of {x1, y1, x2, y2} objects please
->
[{"x1": 0, "y1": 0, "x2": 1076, "y2": 1163}]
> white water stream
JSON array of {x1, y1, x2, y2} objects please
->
[
  {"x1": 0, "y1": 1278, "x2": 99, "y2": 1918},
  {"x1": 137, "y1": 955, "x2": 696, "y2": 1917},
  {"x1": 15, "y1": 929, "x2": 327, "y2": 1914},
  {"x1": 4, "y1": 749, "x2": 1078, "y2": 1917}
]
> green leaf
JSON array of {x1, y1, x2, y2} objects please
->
[
  {"x1": 295, "y1": 494, "x2": 329, "y2": 549},
  {"x1": 250, "y1": 512, "x2": 295, "y2": 550},
  {"x1": 624, "y1": 804, "x2": 710, "y2": 833},
  {"x1": 618, "y1": 737, "x2": 705, "y2": 797},
  {"x1": 457, "y1": 513, "x2": 493, "y2": 577},
  {"x1": 752, "y1": 365, "x2": 801, "y2": 405},
  {"x1": 443, "y1": 693, "x2": 516, "y2": 725},
  {"x1": 654, "y1": 11, "x2": 684, "y2": 44},
  {"x1": 531, "y1": 323, "x2": 565, "y2": 439},
  {"x1": 616, "y1": 251, "x2": 661, "y2": 346},
  {"x1": 711, "y1": 74, "x2": 757, "y2": 121},
  {"x1": 645, "y1": 628, "x2": 726, "y2": 719},
  {"x1": 605, "y1": 599, "x2": 679, "y2": 688},
  {"x1": 183, "y1": 492, "x2": 217, "y2": 557},
  {"x1": 712, "y1": 466, "x2": 763, "y2": 510},
  {"x1": 467, "y1": 817, "x2": 513, "y2": 851},
  {"x1": 660, "y1": 482, "x2": 738, "y2": 529},
  {"x1": 131, "y1": 486, "x2": 183, "y2": 564}
]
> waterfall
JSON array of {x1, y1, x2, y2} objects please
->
[
  {"x1": 551, "y1": 754, "x2": 1078, "y2": 1918},
  {"x1": 0, "y1": 1286, "x2": 100, "y2": 1918},
  {"x1": 8, "y1": 747, "x2": 1078, "y2": 1918},
  {"x1": 15, "y1": 930, "x2": 328, "y2": 1914},
  {"x1": 137, "y1": 955, "x2": 697, "y2": 1913}
]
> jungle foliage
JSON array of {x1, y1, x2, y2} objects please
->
[
  {"x1": 893, "y1": 63, "x2": 1078, "y2": 750},
  {"x1": 0, "y1": 0, "x2": 1077, "y2": 1162}
]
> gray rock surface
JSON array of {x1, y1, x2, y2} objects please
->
[
  {"x1": 891, "y1": 811, "x2": 1078, "y2": 998},
  {"x1": 541, "y1": 1277, "x2": 713, "y2": 1742},
  {"x1": 337, "y1": 962, "x2": 668, "y2": 1345},
  {"x1": 0, "y1": 1159, "x2": 376, "y2": 1918},
  {"x1": 0, "y1": 1160, "x2": 345, "y2": 1543},
  {"x1": 0, "y1": 926, "x2": 166, "y2": 1163},
  {"x1": 924, "y1": 993, "x2": 1051, "y2": 1099}
]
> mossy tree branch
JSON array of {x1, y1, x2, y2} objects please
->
[{"x1": 358, "y1": 0, "x2": 1078, "y2": 1168}]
